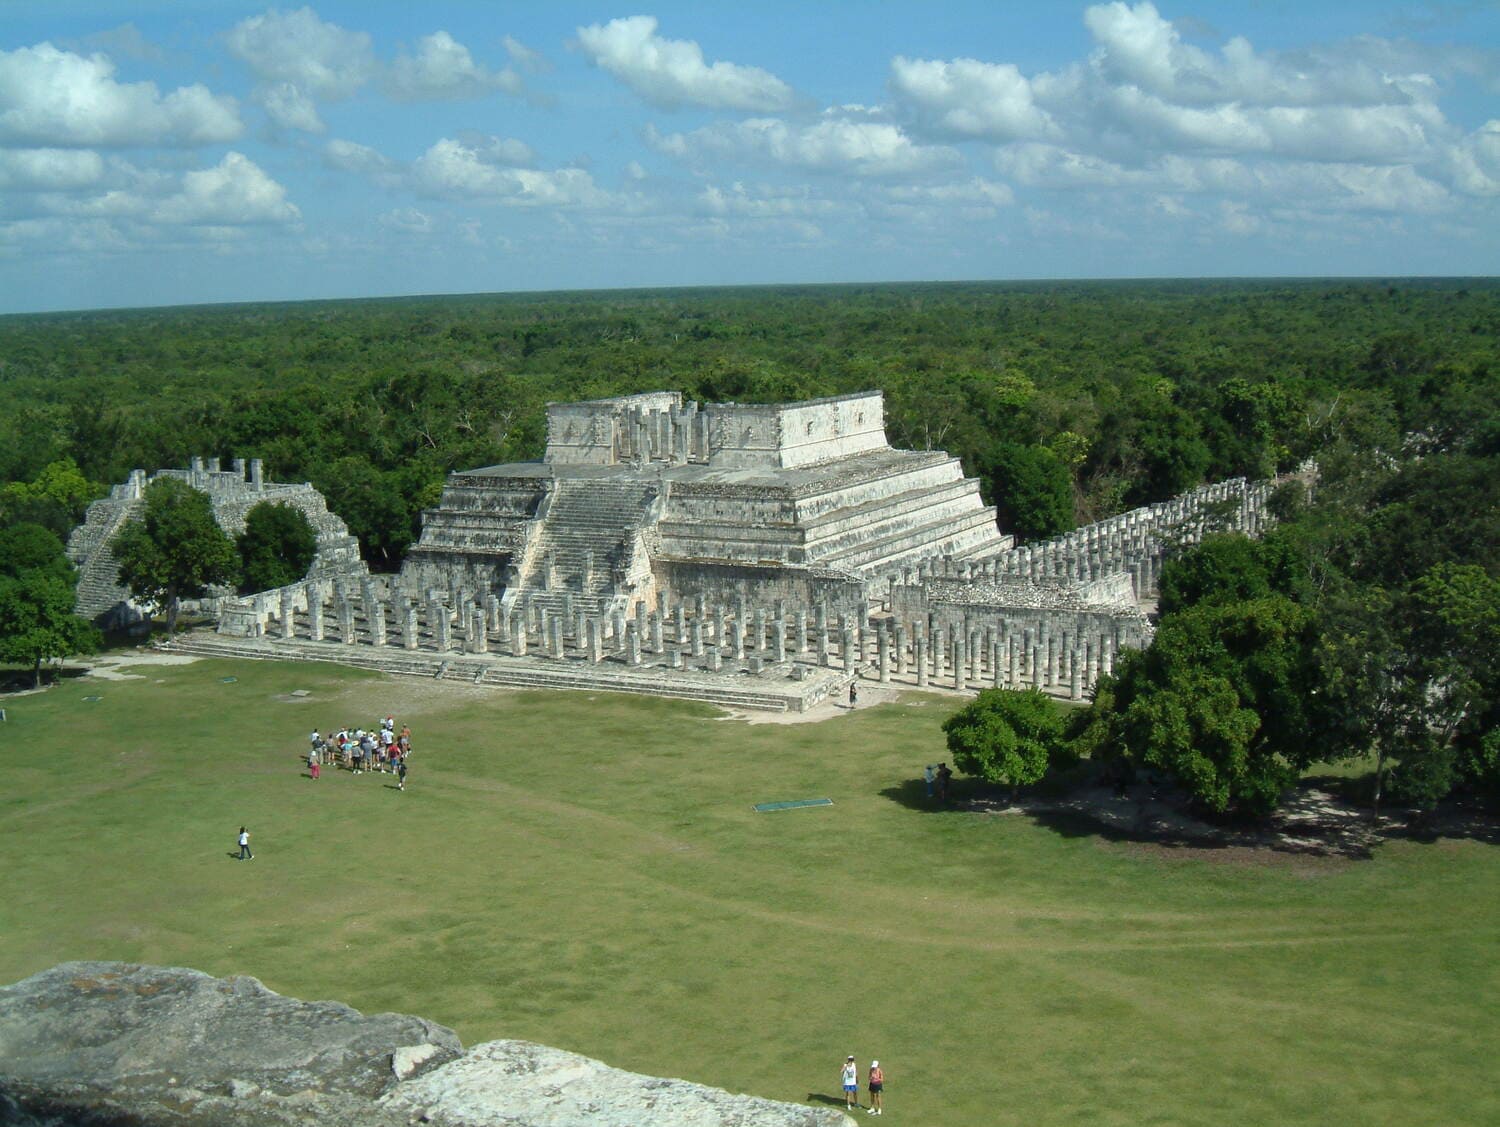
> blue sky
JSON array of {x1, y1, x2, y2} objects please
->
[{"x1": 1, "y1": 1, "x2": 1496, "y2": 313}]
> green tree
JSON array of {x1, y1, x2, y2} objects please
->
[
  {"x1": 236, "y1": 501, "x2": 318, "y2": 594},
  {"x1": 1105, "y1": 596, "x2": 1321, "y2": 816},
  {"x1": 942, "y1": 688, "x2": 1069, "y2": 788},
  {"x1": 0, "y1": 525, "x2": 99, "y2": 688},
  {"x1": 111, "y1": 478, "x2": 236, "y2": 634},
  {"x1": 987, "y1": 442, "x2": 1074, "y2": 540}
]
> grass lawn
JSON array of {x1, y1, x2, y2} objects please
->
[{"x1": 3, "y1": 656, "x2": 1497, "y2": 1126}]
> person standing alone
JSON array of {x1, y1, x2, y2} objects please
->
[{"x1": 237, "y1": 826, "x2": 252, "y2": 860}]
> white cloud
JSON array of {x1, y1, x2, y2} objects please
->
[
  {"x1": 0, "y1": 148, "x2": 105, "y2": 191},
  {"x1": 1445, "y1": 120, "x2": 1500, "y2": 196},
  {"x1": 0, "y1": 42, "x2": 240, "y2": 148},
  {"x1": 378, "y1": 207, "x2": 433, "y2": 233},
  {"x1": 323, "y1": 138, "x2": 393, "y2": 175},
  {"x1": 411, "y1": 138, "x2": 611, "y2": 207},
  {"x1": 388, "y1": 31, "x2": 522, "y2": 100},
  {"x1": 503, "y1": 35, "x2": 549, "y2": 74},
  {"x1": 648, "y1": 117, "x2": 961, "y2": 177},
  {"x1": 226, "y1": 7, "x2": 374, "y2": 100},
  {"x1": 576, "y1": 16, "x2": 793, "y2": 111},
  {"x1": 152, "y1": 152, "x2": 301, "y2": 225},
  {"x1": 259, "y1": 82, "x2": 324, "y2": 133},
  {"x1": 890, "y1": 57, "x2": 1056, "y2": 141}
]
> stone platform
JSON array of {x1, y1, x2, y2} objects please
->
[{"x1": 166, "y1": 631, "x2": 859, "y2": 714}]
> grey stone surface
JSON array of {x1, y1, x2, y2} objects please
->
[
  {"x1": 381, "y1": 1039, "x2": 852, "y2": 1127},
  {"x1": 0, "y1": 963, "x2": 851, "y2": 1127},
  {"x1": 0, "y1": 961, "x2": 458, "y2": 1126}
]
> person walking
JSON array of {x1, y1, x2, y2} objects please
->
[
  {"x1": 397, "y1": 757, "x2": 408, "y2": 791},
  {"x1": 308, "y1": 744, "x2": 320, "y2": 780},
  {"x1": 848, "y1": 682, "x2": 858, "y2": 708},
  {"x1": 841, "y1": 1055, "x2": 859, "y2": 1112},
  {"x1": 867, "y1": 1060, "x2": 884, "y2": 1115},
  {"x1": 237, "y1": 826, "x2": 253, "y2": 860}
]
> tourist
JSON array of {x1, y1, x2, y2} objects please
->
[
  {"x1": 841, "y1": 1055, "x2": 859, "y2": 1111},
  {"x1": 924, "y1": 764, "x2": 935, "y2": 797},
  {"x1": 936, "y1": 762, "x2": 952, "y2": 802},
  {"x1": 308, "y1": 744, "x2": 320, "y2": 780},
  {"x1": 867, "y1": 1060, "x2": 884, "y2": 1115},
  {"x1": 848, "y1": 683, "x2": 858, "y2": 708},
  {"x1": 237, "y1": 826, "x2": 252, "y2": 860},
  {"x1": 397, "y1": 757, "x2": 408, "y2": 791}
]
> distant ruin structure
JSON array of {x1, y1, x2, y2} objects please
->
[
  {"x1": 68, "y1": 457, "x2": 366, "y2": 629},
  {"x1": 173, "y1": 391, "x2": 1283, "y2": 712}
]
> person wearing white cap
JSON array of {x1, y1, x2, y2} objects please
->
[
  {"x1": 841, "y1": 1054, "x2": 859, "y2": 1111},
  {"x1": 867, "y1": 1060, "x2": 884, "y2": 1114}
]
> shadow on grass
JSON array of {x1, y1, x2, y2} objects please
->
[{"x1": 807, "y1": 1093, "x2": 852, "y2": 1108}]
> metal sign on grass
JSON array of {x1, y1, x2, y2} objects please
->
[{"x1": 753, "y1": 798, "x2": 833, "y2": 813}]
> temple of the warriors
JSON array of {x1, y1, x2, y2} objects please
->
[
  {"x1": 81, "y1": 391, "x2": 1283, "y2": 712},
  {"x1": 399, "y1": 390, "x2": 1010, "y2": 620},
  {"x1": 68, "y1": 457, "x2": 366, "y2": 630}
]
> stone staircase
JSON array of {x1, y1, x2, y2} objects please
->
[
  {"x1": 162, "y1": 633, "x2": 834, "y2": 712},
  {"x1": 518, "y1": 478, "x2": 658, "y2": 603},
  {"x1": 67, "y1": 494, "x2": 142, "y2": 621}
]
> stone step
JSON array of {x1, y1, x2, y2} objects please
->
[{"x1": 826, "y1": 506, "x2": 1001, "y2": 570}]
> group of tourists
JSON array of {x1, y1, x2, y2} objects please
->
[
  {"x1": 924, "y1": 762, "x2": 952, "y2": 801},
  {"x1": 841, "y1": 1055, "x2": 885, "y2": 1114},
  {"x1": 307, "y1": 718, "x2": 413, "y2": 790}
]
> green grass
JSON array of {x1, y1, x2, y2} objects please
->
[{"x1": 3, "y1": 658, "x2": 1498, "y2": 1126}]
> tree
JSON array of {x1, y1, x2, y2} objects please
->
[
  {"x1": 1104, "y1": 596, "x2": 1322, "y2": 817},
  {"x1": 236, "y1": 501, "x2": 317, "y2": 594},
  {"x1": 942, "y1": 688, "x2": 1069, "y2": 788},
  {"x1": 111, "y1": 478, "x2": 236, "y2": 634},
  {"x1": 987, "y1": 442, "x2": 1074, "y2": 541},
  {"x1": 0, "y1": 526, "x2": 99, "y2": 687}
]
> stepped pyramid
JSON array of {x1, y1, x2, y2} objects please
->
[
  {"x1": 69, "y1": 457, "x2": 366, "y2": 628},
  {"x1": 400, "y1": 390, "x2": 1010, "y2": 619}
]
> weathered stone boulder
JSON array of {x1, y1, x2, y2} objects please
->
[
  {"x1": 0, "y1": 963, "x2": 851, "y2": 1127},
  {"x1": 380, "y1": 1038, "x2": 849, "y2": 1127}
]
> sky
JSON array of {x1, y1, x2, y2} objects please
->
[{"x1": 1, "y1": 1, "x2": 1497, "y2": 314}]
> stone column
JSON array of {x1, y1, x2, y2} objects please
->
[
  {"x1": 915, "y1": 635, "x2": 929, "y2": 687},
  {"x1": 1047, "y1": 635, "x2": 1060, "y2": 689},
  {"x1": 486, "y1": 594, "x2": 501, "y2": 634},
  {"x1": 510, "y1": 616, "x2": 527, "y2": 658},
  {"x1": 754, "y1": 608, "x2": 767, "y2": 653},
  {"x1": 1070, "y1": 649, "x2": 1084, "y2": 700},
  {"x1": 1085, "y1": 640, "x2": 1097, "y2": 688},
  {"x1": 433, "y1": 604, "x2": 452, "y2": 652},
  {"x1": 307, "y1": 588, "x2": 325, "y2": 642},
  {"x1": 895, "y1": 623, "x2": 908, "y2": 675},
  {"x1": 369, "y1": 602, "x2": 387, "y2": 647},
  {"x1": 953, "y1": 633, "x2": 966, "y2": 692},
  {"x1": 279, "y1": 590, "x2": 297, "y2": 640},
  {"x1": 733, "y1": 618, "x2": 746, "y2": 660},
  {"x1": 403, "y1": 605, "x2": 419, "y2": 651},
  {"x1": 991, "y1": 642, "x2": 1003, "y2": 688},
  {"x1": 626, "y1": 624, "x2": 642, "y2": 666},
  {"x1": 706, "y1": 647, "x2": 722, "y2": 672},
  {"x1": 338, "y1": 598, "x2": 356, "y2": 645},
  {"x1": 614, "y1": 612, "x2": 629, "y2": 655},
  {"x1": 773, "y1": 620, "x2": 787, "y2": 664},
  {"x1": 842, "y1": 628, "x2": 856, "y2": 673},
  {"x1": 970, "y1": 631, "x2": 982, "y2": 683},
  {"x1": 675, "y1": 604, "x2": 688, "y2": 644},
  {"x1": 933, "y1": 625, "x2": 946, "y2": 681},
  {"x1": 467, "y1": 607, "x2": 485, "y2": 653},
  {"x1": 690, "y1": 620, "x2": 705, "y2": 658},
  {"x1": 795, "y1": 609, "x2": 809, "y2": 654},
  {"x1": 550, "y1": 617, "x2": 564, "y2": 659},
  {"x1": 817, "y1": 619, "x2": 830, "y2": 667},
  {"x1": 669, "y1": 647, "x2": 685, "y2": 670},
  {"x1": 650, "y1": 614, "x2": 663, "y2": 655},
  {"x1": 879, "y1": 634, "x2": 891, "y2": 683}
]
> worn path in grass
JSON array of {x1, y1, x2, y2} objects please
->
[{"x1": 2, "y1": 656, "x2": 1497, "y2": 1126}]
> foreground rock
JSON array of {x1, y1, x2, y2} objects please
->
[{"x1": 0, "y1": 963, "x2": 850, "y2": 1127}]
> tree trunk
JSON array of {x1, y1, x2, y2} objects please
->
[
  {"x1": 32, "y1": 655, "x2": 43, "y2": 690},
  {"x1": 165, "y1": 584, "x2": 180, "y2": 636},
  {"x1": 1371, "y1": 745, "x2": 1387, "y2": 826}
]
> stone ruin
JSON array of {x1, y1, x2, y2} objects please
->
[
  {"x1": 68, "y1": 456, "x2": 366, "y2": 630},
  {"x1": 165, "y1": 391, "x2": 1287, "y2": 712}
]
